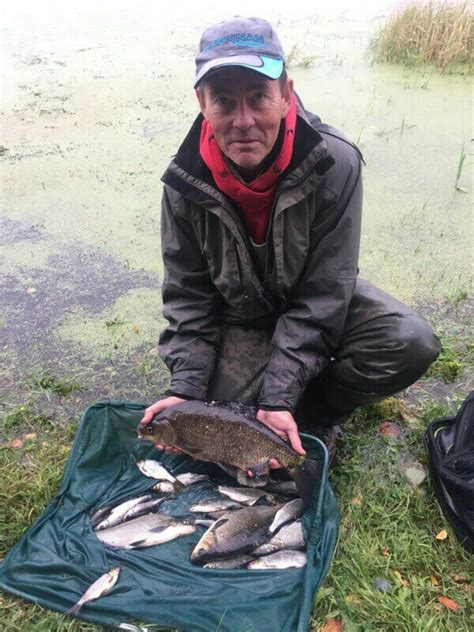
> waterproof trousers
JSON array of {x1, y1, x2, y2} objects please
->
[{"x1": 206, "y1": 279, "x2": 441, "y2": 428}]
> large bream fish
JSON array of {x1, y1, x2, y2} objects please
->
[{"x1": 137, "y1": 400, "x2": 319, "y2": 505}]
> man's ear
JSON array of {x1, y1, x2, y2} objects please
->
[
  {"x1": 281, "y1": 77, "x2": 294, "y2": 118},
  {"x1": 195, "y1": 87, "x2": 208, "y2": 120}
]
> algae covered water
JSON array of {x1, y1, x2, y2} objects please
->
[{"x1": 1, "y1": 1, "x2": 472, "y2": 406}]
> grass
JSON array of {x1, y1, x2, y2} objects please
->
[
  {"x1": 286, "y1": 44, "x2": 318, "y2": 68},
  {"x1": 455, "y1": 143, "x2": 468, "y2": 192},
  {"x1": 0, "y1": 395, "x2": 472, "y2": 631},
  {"x1": 426, "y1": 336, "x2": 467, "y2": 383},
  {"x1": 1, "y1": 403, "x2": 53, "y2": 432},
  {"x1": 30, "y1": 371, "x2": 84, "y2": 397},
  {"x1": 369, "y1": 1, "x2": 473, "y2": 71},
  {"x1": 311, "y1": 397, "x2": 473, "y2": 631}
]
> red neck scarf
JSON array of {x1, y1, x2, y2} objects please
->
[{"x1": 199, "y1": 94, "x2": 297, "y2": 244}]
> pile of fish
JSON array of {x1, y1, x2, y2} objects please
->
[
  {"x1": 70, "y1": 401, "x2": 320, "y2": 618},
  {"x1": 89, "y1": 458, "x2": 309, "y2": 570}
]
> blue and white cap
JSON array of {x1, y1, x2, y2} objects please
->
[{"x1": 194, "y1": 16, "x2": 285, "y2": 88}]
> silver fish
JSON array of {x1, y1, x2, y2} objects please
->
[
  {"x1": 252, "y1": 520, "x2": 305, "y2": 556},
  {"x1": 128, "y1": 522, "x2": 196, "y2": 548},
  {"x1": 136, "y1": 460, "x2": 178, "y2": 482},
  {"x1": 176, "y1": 472, "x2": 210, "y2": 485},
  {"x1": 269, "y1": 499, "x2": 304, "y2": 534},
  {"x1": 217, "y1": 485, "x2": 269, "y2": 505},
  {"x1": 119, "y1": 497, "x2": 166, "y2": 522},
  {"x1": 203, "y1": 554, "x2": 254, "y2": 569},
  {"x1": 67, "y1": 567, "x2": 120, "y2": 615},
  {"x1": 152, "y1": 481, "x2": 178, "y2": 494},
  {"x1": 96, "y1": 512, "x2": 195, "y2": 549},
  {"x1": 264, "y1": 480, "x2": 298, "y2": 497},
  {"x1": 247, "y1": 550, "x2": 307, "y2": 569},
  {"x1": 90, "y1": 504, "x2": 113, "y2": 528},
  {"x1": 191, "y1": 505, "x2": 279, "y2": 564},
  {"x1": 95, "y1": 495, "x2": 153, "y2": 531},
  {"x1": 190, "y1": 498, "x2": 242, "y2": 513}
]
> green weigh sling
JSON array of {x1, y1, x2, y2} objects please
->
[{"x1": 0, "y1": 400, "x2": 339, "y2": 631}]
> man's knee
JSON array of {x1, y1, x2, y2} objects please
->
[
  {"x1": 395, "y1": 314, "x2": 441, "y2": 380},
  {"x1": 330, "y1": 311, "x2": 441, "y2": 394}
]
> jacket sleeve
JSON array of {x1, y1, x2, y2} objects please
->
[
  {"x1": 158, "y1": 187, "x2": 222, "y2": 399},
  {"x1": 258, "y1": 155, "x2": 363, "y2": 412}
]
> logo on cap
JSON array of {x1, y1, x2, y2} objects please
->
[{"x1": 204, "y1": 33, "x2": 265, "y2": 52}]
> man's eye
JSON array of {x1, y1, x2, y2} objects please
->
[
  {"x1": 251, "y1": 92, "x2": 266, "y2": 105},
  {"x1": 215, "y1": 96, "x2": 230, "y2": 107}
]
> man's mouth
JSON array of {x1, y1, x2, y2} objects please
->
[{"x1": 231, "y1": 140, "x2": 260, "y2": 150}]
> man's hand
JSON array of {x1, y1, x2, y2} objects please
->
[
  {"x1": 256, "y1": 409, "x2": 306, "y2": 469},
  {"x1": 139, "y1": 396, "x2": 186, "y2": 454}
]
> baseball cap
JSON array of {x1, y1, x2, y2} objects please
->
[{"x1": 194, "y1": 16, "x2": 285, "y2": 88}]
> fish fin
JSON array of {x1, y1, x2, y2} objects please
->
[
  {"x1": 248, "y1": 462, "x2": 270, "y2": 478},
  {"x1": 67, "y1": 603, "x2": 82, "y2": 616},
  {"x1": 177, "y1": 442, "x2": 201, "y2": 456},
  {"x1": 148, "y1": 525, "x2": 169, "y2": 534},
  {"x1": 195, "y1": 519, "x2": 214, "y2": 527},
  {"x1": 236, "y1": 470, "x2": 268, "y2": 487},
  {"x1": 127, "y1": 538, "x2": 147, "y2": 548},
  {"x1": 289, "y1": 458, "x2": 321, "y2": 507},
  {"x1": 217, "y1": 462, "x2": 240, "y2": 478}
]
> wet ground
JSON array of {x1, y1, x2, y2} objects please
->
[{"x1": 1, "y1": 1, "x2": 472, "y2": 422}]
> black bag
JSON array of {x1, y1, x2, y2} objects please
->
[{"x1": 424, "y1": 391, "x2": 474, "y2": 552}]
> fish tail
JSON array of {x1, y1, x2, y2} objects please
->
[
  {"x1": 289, "y1": 458, "x2": 321, "y2": 507},
  {"x1": 174, "y1": 479, "x2": 187, "y2": 492},
  {"x1": 67, "y1": 602, "x2": 83, "y2": 616}
]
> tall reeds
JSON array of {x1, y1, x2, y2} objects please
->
[{"x1": 369, "y1": 1, "x2": 473, "y2": 71}]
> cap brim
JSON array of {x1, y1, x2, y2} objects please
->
[{"x1": 194, "y1": 55, "x2": 283, "y2": 88}]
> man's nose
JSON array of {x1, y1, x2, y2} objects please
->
[{"x1": 232, "y1": 101, "x2": 255, "y2": 130}]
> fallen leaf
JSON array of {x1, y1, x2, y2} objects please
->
[
  {"x1": 24, "y1": 433, "x2": 37, "y2": 440},
  {"x1": 430, "y1": 575, "x2": 440, "y2": 586},
  {"x1": 10, "y1": 438, "x2": 23, "y2": 449},
  {"x1": 132, "y1": 324, "x2": 140, "y2": 333},
  {"x1": 452, "y1": 574, "x2": 469, "y2": 584},
  {"x1": 397, "y1": 401, "x2": 421, "y2": 424},
  {"x1": 394, "y1": 570, "x2": 410, "y2": 587},
  {"x1": 378, "y1": 421, "x2": 401, "y2": 437},
  {"x1": 381, "y1": 545, "x2": 391, "y2": 557},
  {"x1": 350, "y1": 494, "x2": 363, "y2": 506},
  {"x1": 321, "y1": 618, "x2": 343, "y2": 632},
  {"x1": 435, "y1": 529, "x2": 448, "y2": 541},
  {"x1": 438, "y1": 595, "x2": 460, "y2": 611},
  {"x1": 400, "y1": 461, "x2": 427, "y2": 487},
  {"x1": 345, "y1": 594, "x2": 361, "y2": 604}
]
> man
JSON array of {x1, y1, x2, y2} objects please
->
[{"x1": 140, "y1": 17, "x2": 440, "y2": 461}]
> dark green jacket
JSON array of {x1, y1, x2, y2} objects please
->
[{"x1": 159, "y1": 96, "x2": 363, "y2": 412}]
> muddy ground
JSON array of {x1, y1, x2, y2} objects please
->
[{"x1": 1, "y1": 2, "x2": 472, "y2": 425}]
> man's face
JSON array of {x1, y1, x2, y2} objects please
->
[{"x1": 196, "y1": 67, "x2": 293, "y2": 176}]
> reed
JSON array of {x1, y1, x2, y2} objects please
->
[{"x1": 369, "y1": 1, "x2": 473, "y2": 71}]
